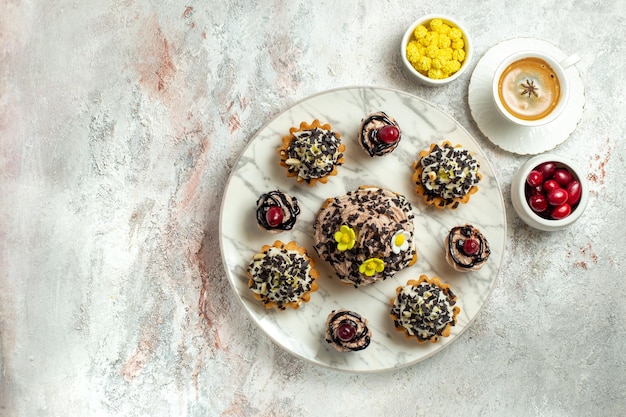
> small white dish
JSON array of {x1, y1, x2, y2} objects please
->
[
  {"x1": 511, "y1": 153, "x2": 589, "y2": 231},
  {"x1": 468, "y1": 38, "x2": 585, "y2": 155},
  {"x1": 401, "y1": 14, "x2": 473, "y2": 87}
]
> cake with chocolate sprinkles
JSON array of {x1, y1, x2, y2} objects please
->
[
  {"x1": 255, "y1": 190, "x2": 300, "y2": 234},
  {"x1": 412, "y1": 141, "x2": 482, "y2": 209},
  {"x1": 358, "y1": 111, "x2": 402, "y2": 157},
  {"x1": 390, "y1": 275, "x2": 460, "y2": 343},
  {"x1": 313, "y1": 186, "x2": 418, "y2": 287},
  {"x1": 278, "y1": 119, "x2": 345, "y2": 186},
  {"x1": 247, "y1": 240, "x2": 319, "y2": 310},
  {"x1": 325, "y1": 309, "x2": 372, "y2": 352},
  {"x1": 445, "y1": 224, "x2": 491, "y2": 272}
]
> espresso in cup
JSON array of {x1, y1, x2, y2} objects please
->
[
  {"x1": 497, "y1": 57, "x2": 561, "y2": 121},
  {"x1": 491, "y1": 50, "x2": 579, "y2": 127}
]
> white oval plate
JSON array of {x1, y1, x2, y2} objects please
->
[
  {"x1": 219, "y1": 86, "x2": 506, "y2": 373},
  {"x1": 468, "y1": 37, "x2": 585, "y2": 155}
]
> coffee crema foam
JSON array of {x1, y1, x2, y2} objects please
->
[{"x1": 497, "y1": 57, "x2": 560, "y2": 121}]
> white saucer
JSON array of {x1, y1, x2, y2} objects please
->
[{"x1": 468, "y1": 37, "x2": 585, "y2": 155}]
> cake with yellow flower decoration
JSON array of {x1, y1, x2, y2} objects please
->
[
  {"x1": 390, "y1": 275, "x2": 460, "y2": 343},
  {"x1": 277, "y1": 119, "x2": 346, "y2": 186},
  {"x1": 247, "y1": 240, "x2": 319, "y2": 310},
  {"x1": 411, "y1": 141, "x2": 482, "y2": 209},
  {"x1": 313, "y1": 186, "x2": 418, "y2": 287}
]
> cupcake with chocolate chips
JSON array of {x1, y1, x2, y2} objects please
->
[
  {"x1": 445, "y1": 224, "x2": 491, "y2": 272},
  {"x1": 247, "y1": 240, "x2": 319, "y2": 310},
  {"x1": 412, "y1": 141, "x2": 482, "y2": 209},
  {"x1": 390, "y1": 275, "x2": 460, "y2": 343},
  {"x1": 358, "y1": 111, "x2": 402, "y2": 157},
  {"x1": 313, "y1": 186, "x2": 418, "y2": 287},
  {"x1": 325, "y1": 309, "x2": 372, "y2": 352},
  {"x1": 256, "y1": 190, "x2": 300, "y2": 234},
  {"x1": 278, "y1": 119, "x2": 345, "y2": 186}
]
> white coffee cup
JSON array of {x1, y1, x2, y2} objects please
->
[{"x1": 492, "y1": 50, "x2": 580, "y2": 127}]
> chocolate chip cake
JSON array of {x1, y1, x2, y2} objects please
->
[
  {"x1": 313, "y1": 186, "x2": 418, "y2": 287},
  {"x1": 247, "y1": 240, "x2": 319, "y2": 310},
  {"x1": 390, "y1": 275, "x2": 460, "y2": 343},
  {"x1": 277, "y1": 119, "x2": 345, "y2": 186},
  {"x1": 412, "y1": 141, "x2": 482, "y2": 209}
]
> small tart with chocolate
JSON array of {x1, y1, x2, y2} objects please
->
[
  {"x1": 390, "y1": 275, "x2": 460, "y2": 344},
  {"x1": 412, "y1": 141, "x2": 482, "y2": 209},
  {"x1": 445, "y1": 224, "x2": 491, "y2": 272},
  {"x1": 358, "y1": 111, "x2": 402, "y2": 157},
  {"x1": 247, "y1": 240, "x2": 319, "y2": 310},
  {"x1": 256, "y1": 190, "x2": 300, "y2": 234},
  {"x1": 325, "y1": 309, "x2": 372, "y2": 352},
  {"x1": 278, "y1": 119, "x2": 345, "y2": 186},
  {"x1": 313, "y1": 186, "x2": 418, "y2": 287}
]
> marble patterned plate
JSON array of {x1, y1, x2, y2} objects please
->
[
  {"x1": 219, "y1": 86, "x2": 506, "y2": 373},
  {"x1": 468, "y1": 37, "x2": 585, "y2": 155}
]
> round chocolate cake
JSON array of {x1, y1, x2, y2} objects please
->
[{"x1": 313, "y1": 186, "x2": 418, "y2": 287}]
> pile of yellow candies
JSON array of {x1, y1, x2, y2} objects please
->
[{"x1": 406, "y1": 18, "x2": 466, "y2": 80}]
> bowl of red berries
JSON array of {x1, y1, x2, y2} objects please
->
[{"x1": 511, "y1": 154, "x2": 589, "y2": 231}]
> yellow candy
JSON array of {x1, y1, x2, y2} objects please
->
[
  {"x1": 405, "y1": 18, "x2": 467, "y2": 80},
  {"x1": 413, "y1": 24, "x2": 429, "y2": 39},
  {"x1": 406, "y1": 41, "x2": 421, "y2": 62},
  {"x1": 452, "y1": 38, "x2": 465, "y2": 50},
  {"x1": 452, "y1": 48, "x2": 466, "y2": 62}
]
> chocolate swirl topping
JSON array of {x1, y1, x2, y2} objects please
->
[
  {"x1": 447, "y1": 224, "x2": 491, "y2": 270},
  {"x1": 256, "y1": 190, "x2": 300, "y2": 232},
  {"x1": 358, "y1": 111, "x2": 402, "y2": 157},
  {"x1": 325, "y1": 309, "x2": 371, "y2": 352}
]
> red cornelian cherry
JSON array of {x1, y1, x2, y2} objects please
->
[
  {"x1": 551, "y1": 203, "x2": 572, "y2": 219},
  {"x1": 537, "y1": 162, "x2": 557, "y2": 180},
  {"x1": 266, "y1": 206, "x2": 284, "y2": 227},
  {"x1": 566, "y1": 180, "x2": 582, "y2": 205},
  {"x1": 547, "y1": 188, "x2": 568, "y2": 206},
  {"x1": 528, "y1": 194, "x2": 548, "y2": 213},
  {"x1": 553, "y1": 168, "x2": 574, "y2": 187},
  {"x1": 543, "y1": 179, "x2": 560, "y2": 193},
  {"x1": 377, "y1": 125, "x2": 400, "y2": 144},
  {"x1": 526, "y1": 170, "x2": 543, "y2": 187},
  {"x1": 337, "y1": 321, "x2": 357, "y2": 342},
  {"x1": 462, "y1": 238, "x2": 479, "y2": 255}
]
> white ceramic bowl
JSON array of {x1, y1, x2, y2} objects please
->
[
  {"x1": 400, "y1": 14, "x2": 473, "y2": 86},
  {"x1": 511, "y1": 153, "x2": 589, "y2": 231}
]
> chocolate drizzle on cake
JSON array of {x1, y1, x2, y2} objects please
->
[
  {"x1": 325, "y1": 309, "x2": 371, "y2": 352},
  {"x1": 256, "y1": 190, "x2": 300, "y2": 232},
  {"x1": 446, "y1": 224, "x2": 491, "y2": 271},
  {"x1": 358, "y1": 111, "x2": 402, "y2": 157}
]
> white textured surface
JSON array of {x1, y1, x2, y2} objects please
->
[{"x1": 1, "y1": 1, "x2": 625, "y2": 416}]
